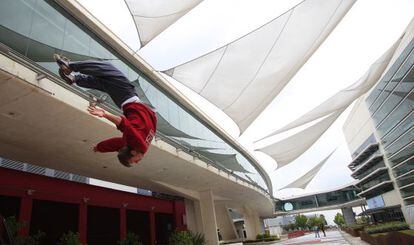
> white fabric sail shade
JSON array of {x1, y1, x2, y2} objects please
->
[
  {"x1": 164, "y1": 0, "x2": 356, "y2": 134},
  {"x1": 259, "y1": 110, "x2": 344, "y2": 168},
  {"x1": 281, "y1": 150, "x2": 335, "y2": 189},
  {"x1": 256, "y1": 37, "x2": 401, "y2": 167},
  {"x1": 125, "y1": 0, "x2": 203, "y2": 46},
  {"x1": 261, "y1": 38, "x2": 402, "y2": 139}
]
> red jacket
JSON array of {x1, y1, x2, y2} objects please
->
[{"x1": 96, "y1": 102, "x2": 157, "y2": 154}]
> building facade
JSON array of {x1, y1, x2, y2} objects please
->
[{"x1": 343, "y1": 22, "x2": 414, "y2": 226}]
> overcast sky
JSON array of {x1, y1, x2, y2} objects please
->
[{"x1": 78, "y1": 0, "x2": 414, "y2": 199}]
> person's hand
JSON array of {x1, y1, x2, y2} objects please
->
[
  {"x1": 92, "y1": 145, "x2": 98, "y2": 152},
  {"x1": 87, "y1": 106, "x2": 105, "y2": 117}
]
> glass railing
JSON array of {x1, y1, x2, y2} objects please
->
[
  {"x1": 358, "y1": 173, "x2": 391, "y2": 191},
  {"x1": 0, "y1": 0, "x2": 270, "y2": 192},
  {"x1": 354, "y1": 161, "x2": 386, "y2": 181}
]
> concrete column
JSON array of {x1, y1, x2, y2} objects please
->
[
  {"x1": 215, "y1": 203, "x2": 237, "y2": 240},
  {"x1": 194, "y1": 200, "x2": 204, "y2": 233},
  {"x1": 184, "y1": 199, "x2": 201, "y2": 233},
  {"x1": 341, "y1": 207, "x2": 356, "y2": 225},
  {"x1": 19, "y1": 196, "x2": 33, "y2": 237},
  {"x1": 78, "y1": 202, "x2": 87, "y2": 245},
  {"x1": 243, "y1": 207, "x2": 262, "y2": 239},
  {"x1": 404, "y1": 205, "x2": 414, "y2": 228},
  {"x1": 199, "y1": 190, "x2": 219, "y2": 245}
]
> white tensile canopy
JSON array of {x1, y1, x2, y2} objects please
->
[
  {"x1": 261, "y1": 38, "x2": 402, "y2": 138},
  {"x1": 257, "y1": 37, "x2": 402, "y2": 168},
  {"x1": 124, "y1": 0, "x2": 203, "y2": 47},
  {"x1": 163, "y1": 0, "x2": 356, "y2": 134},
  {"x1": 281, "y1": 150, "x2": 335, "y2": 189},
  {"x1": 259, "y1": 110, "x2": 344, "y2": 168}
]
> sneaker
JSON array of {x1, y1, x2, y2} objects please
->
[
  {"x1": 58, "y1": 68, "x2": 75, "y2": 85},
  {"x1": 53, "y1": 54, "x2": 71, "y2": 75}
]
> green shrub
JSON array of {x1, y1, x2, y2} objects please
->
[
  {"x1": 400, "y1": 229, "x2": 414, "y2": 236},
  {"x1": 5, "y1": 216, "x2": 45, "y2": 245},
  {"x1": 365, "y1": 221, "x2": 409, "y2": 234},
  {"x1": 169, "y1": 230, "x2": 205, "y2": 245},
  {"x1": 119, "y1": 232, "x2": 143, "y2": 245},
  {"x1": 15, "y1": 230, "x2": 45, "y2": 245},
  {"x1": 349, "y1": 224, "x2": 365, "y2": 230},
  {"x1": 263, "y1": 235, "x2": 280, "y2": 241},
  {"x1": 190, "y1": 232, "x2": 205, "y2": 245},
  {"x1": 58, "y1": 231, "x2": 81, "y2": 245},
  {"x1": 4, "y1": 216, "x2": 24, "y2": 238},
  {"x1": 254, "y1": 233, "x2": 279, "y2": 242}
]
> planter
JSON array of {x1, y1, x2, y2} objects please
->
[
  {"x1": 344, "y1": 227, "x2": 364, "y2": 237},
  {"x1": 287, "y1": 231, "x2": 305, "y2": 239},
  {"x1": 242, "y1": 241, "x2": 279, "y2": 245},
  {"x1": 360, "y1": 231, "x2": 414, "y2": 245}
]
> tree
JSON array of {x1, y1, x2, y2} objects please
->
[
  {"x1": 307, "y1": 215, "x2": 326, "y2": 229},
  {"x1": 307, "y1": 216, "x2": 321, "y2": 229},
  {"x1": 334, "y1": 213, "x2": 345, "y2": 227},
  {"x1": 294, "y1": 214, "x2": 308, "y2": 230}
]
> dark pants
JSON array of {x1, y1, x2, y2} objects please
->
[{"x1": 69, "y1": 60, "x2": 136, "y2": 108}]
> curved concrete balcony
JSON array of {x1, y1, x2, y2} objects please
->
[
  {"x1": 0, "y1": 51, "x2": 274, "y2": 217},
  {"x1": 357, "y1": 180, "x2": 393, "y2": 197},
  {"x1": 351, "y1": 153, "x2": 384, "y2": 178},
  {"x1": 348, "y1": 143, "x2": 379, "y2": 171},
  {"x1": 356, "y1": 167, "x2": 388, "y2": 185}
]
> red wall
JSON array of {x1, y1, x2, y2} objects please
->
[{"x1": 0, "y1": 167, "x2": 186, "y2": 244}]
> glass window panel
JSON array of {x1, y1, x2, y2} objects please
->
[
  {"x1": 401, "y1": 185, "x2": 414, "y2": 198},
  {"x1": 397, "y1": 174, "x2": 414, "y2": 188},
  {"x1": 291, "y1": 197, "x2": 317, "y2": 210},
  {"x1": 389, "y1": 141, "x2": 414, "y2": 167},
  {"x1": 393, "y1": 157, "x2": 414, "y2": 177},
  {"x1": 111, "y1": 59, "x2": 130, "y2": 77},
  {"x1": 356, "y1": 161, "x2": 386, "y2": 180},
  {"x1": 386, "y1": 129, "x2": 414, "y2": 160},
  {"x1": 372, "y1": 66, "x2": 414, "y2": 129},
  {"x1": 367, "y1": 40, "x2": 414, "y2": 113},
  {"x1": 167, "y1": 98, "x2": 180, "y2": 128},
  {"x1": 405, "y1": 198, "x2": 414, "y2": 206},
  {"x1": 89, "y1": 39, "x2": 115, "y2": 60},
  {"x1": 351, "y1": 134, "x2": 377, "y2": 159},
  {"x1": 29, "y1": 0, "x2": 66, "y2": 50},
  {"x1": 128, "y1": 68, "x2": 139, "y2": 82},
  {"x1": 377, "y1": 92, "x2": 414, "y2": 140},
  {"x1": 358, "y1": 172, "x2": 390, "y2": 190},
  {"x1": 382, "y1": 110, "x2": 414, "y2": 148},
  {"x1": 0, "y1": 25, "x2": 30, "y2": 58},
  {"x1": 0, "y1": 0, "x2": 36, "y2": 38},
  {"x1": 62, "y1": 20, "x2": 90, "y2": 56}
]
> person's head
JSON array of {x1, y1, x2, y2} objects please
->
[{"x1": 117, "y1": 146, "x2": 144, "y2": 167}]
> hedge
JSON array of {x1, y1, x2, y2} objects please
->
[{"x1": 364, "y1": 221, "x2": 409, "y2": 234}]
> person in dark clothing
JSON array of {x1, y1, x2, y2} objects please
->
[
  {"x1": 319, "y1": 214, "x2": 327, "y2": 237},
  {"x1": 54, "y1": 54, "x2": 157, "y2": 167}
]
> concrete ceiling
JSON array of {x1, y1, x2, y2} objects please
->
[{"x1": 0, "y1": 54, "x2": 274, "y2": 216}]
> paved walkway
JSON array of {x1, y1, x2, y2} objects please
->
[
  {"x1": 274, "y1": 230, "x2": 367, "y2": 245},
  {"x1": 339, "y1": 231, "x2": 369, "y2": 245}
]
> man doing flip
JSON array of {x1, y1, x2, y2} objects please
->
[{"x1": 54, "y1": 54, "x2": 157, "y2": 167}]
